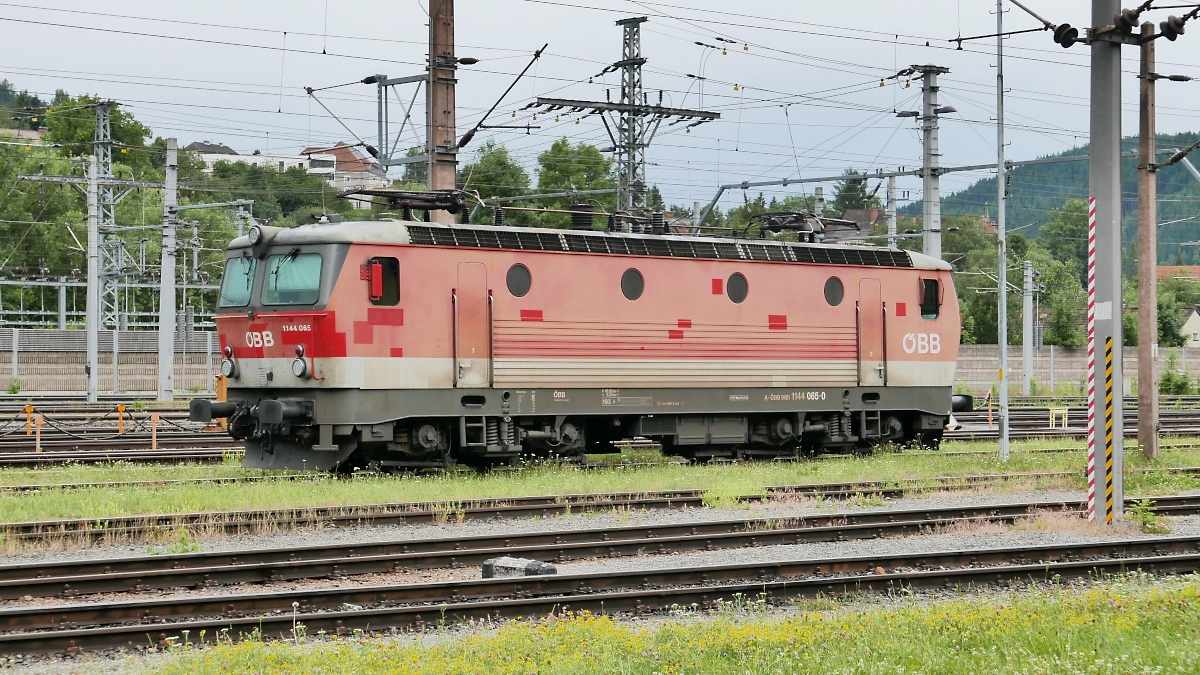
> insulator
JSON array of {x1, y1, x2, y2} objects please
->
[
  {"x1": 650, "y1": 211, "x2": 665, "y2": 235},
  {"x1": 1161, "y1": 15, "x2": 1186, "y2": 41},
  {"x1": 570, "y1": 204, "x2": 593, "y2": 231},
  {"x1": 493, "y1": 208, "x2": 505, "y2": 226}
]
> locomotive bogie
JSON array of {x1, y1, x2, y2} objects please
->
[{"x1": 196, "y1": 220, "x2": 961, "y2": 471}]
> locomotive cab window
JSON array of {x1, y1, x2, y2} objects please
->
[
  {"x1": 363, "y1": 256, "x2": 399, "y2": 306},
  {"x1": 920, "y1": 278, "x2": 941, "y2": 319},
  {"x1": 261, "y1": 250, "x2": 323, "y2": 306},
  {"x1": 218, "y1": 255, "x2": 256, "y2": 308}
]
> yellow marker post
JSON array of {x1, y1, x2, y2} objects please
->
[
  {"x1": 1104, "y1": 337, "x2": 1116, "y2": 525},
  {"x1": 117, "y1": 404, "x2": 126, "y2": 434},
  {"x1": 24, "y1": 404, "x2": 33, "y2": 436},
  {"x1": 150, "y1": 412, "x2": 160, "y2": 451},
  {"x1": 215, "y1": 375, "x2": 228, "y2": 430}
]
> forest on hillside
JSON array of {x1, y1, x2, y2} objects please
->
[{"x1": 902, "y1": 131, "x2": 1200, "y2": 267}]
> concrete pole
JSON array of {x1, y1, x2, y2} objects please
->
[
  {"x1": 814, "y1": 187, "x2": 825, "y2": 217},
  {"x1": 10, "y1": 327, "x2": 17, "y2": 388},
  {"x1": 192, "y1": 223, "x2": 199, "y2": 282},
  {"x1": 427, "y1": 0, "x2": 457, "y2": 223},
  {"x1": 920, "y1": 65, "x2": 949, "y2": 260},
  {"x1": 995, "y1": 4, "x2": 1010, "y2": 460},
  {"x1": 157, "y1": 138, "x2": 178, "y2": 402},
  {"x1": 57, "y1": 277, "x2": 66, "y2": 329},
  {"x1": 85, "y1": 156, "x2": 99, "y2": 404},
  {"x1": 1023, "y1": 260, "x2": 1034, "y2": 395},
  {"x1": 1137, "y1": 22, "x2": 1159, "y2": 460},
  {"x1": 1090, "y1": 0, "x2": 1124, "y2": 520},
  {"x1": 886, "y1": 176, "x2": 898, "y2": 249}
]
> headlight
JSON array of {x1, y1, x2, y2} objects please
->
[
  {"x1": 291, "y1": 357, "x2": 309, "y2": 378},
  {"x1": 220, "y1": 358, "x2": 238, "y2": 378},
  {"x1": 248, "y1": 225, "x2": 263, "y2": 245}
]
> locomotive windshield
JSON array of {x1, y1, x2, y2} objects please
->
[
  {"x1": 217, "y1": 256, "x2": 257, "y2": 308},
  {"x1": 261, "y1": 250, "x2": 323, "y2": 305}
]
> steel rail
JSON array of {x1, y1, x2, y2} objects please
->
[
  {"x1": 0, "y1": 471, "x2": 1085, "y2": 542},
  {"x1": 4, "y1": 494, "x2": 1198, "y2": 600},
  {"x1": 3, "y1": 538, "x2": 1199, "y2": 655},
  {"x1": 6, "y1": 462, "x2": 1198, "y2": 543},
  {"x1": 0, "y1": 448, "x2": 238, "y2": 468},
  {"x1": 0, "y1": 467, "x2": 1070, "y2": 495}
]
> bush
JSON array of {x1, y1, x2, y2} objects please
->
[{"x1": 1160, "y1": 349, "x2": 1194, "y2": 395}]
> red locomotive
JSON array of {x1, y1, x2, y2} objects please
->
[{"x1": 192, "y1": 209, "x2": 967, "y2": 470}]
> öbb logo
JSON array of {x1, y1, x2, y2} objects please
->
[
  {"x1": 245, "y1": 331, "x2": 275, "y2": 348},
  {"x1": 902, "y1": 333, "x2": 941, "y2": 354}
]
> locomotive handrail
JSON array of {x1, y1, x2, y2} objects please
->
[
  {"x1": 487, "y1": 292, "x2": 495, "y2": 387},
  {"x1": 451, "y1": 291, "x2": 458, "y2": 388}
]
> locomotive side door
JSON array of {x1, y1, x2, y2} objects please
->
[
  {"x1": 454, "y1": 262, "x2": 491, "y2": 387},
  {"x1": 857, "y1": 278, "x2": 886, "y2": 386}
]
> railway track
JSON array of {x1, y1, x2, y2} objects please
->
[
  {"x1": 0, "y1": 447, "x2": 239, "y2": 467},
  {"x1": 948, "y1": 407, "x2": 1200, "y2": 440},
  {"x1": 1, "y1": 503, "x2": 1198, "y2": 655},
  {"x1": 6, "y1": 468, "x2": 1197, "y2": 544},
  {"x1": 0, "y1": 403, "x2": 237, "y2": 463},
  {"x1": 3, "y1": 494, "x2": 1195, "y2": 601}
]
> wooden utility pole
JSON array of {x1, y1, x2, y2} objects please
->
[
  {"x1": 427, "y1": 0, "x2": 457, "y2": 223},
  {"x1": 1137, "y1": 20, "x2": 1159, "y2": 459}
]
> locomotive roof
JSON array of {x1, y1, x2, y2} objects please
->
[{"x1": 232, "y1": 220, "x2": 950, "y2": 271}]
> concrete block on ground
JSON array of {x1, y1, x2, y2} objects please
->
[{"x1": 481, "y1": 556, "x2": 557, "y2": 578}]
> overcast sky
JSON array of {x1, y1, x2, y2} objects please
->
[{"x1": 3, "y1": 1, "x2": 1198, "y2": 217}]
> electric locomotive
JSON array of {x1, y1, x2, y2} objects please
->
[{"x1": 191, "y1": 207, "x2": 969, "y2": 471}]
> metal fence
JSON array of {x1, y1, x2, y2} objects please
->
[{"x1": 0, "y1": 329, "x2": 219, "y2": 394}]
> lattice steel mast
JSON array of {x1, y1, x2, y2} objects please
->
[{"x1": 528, "y1": 17, "x2": 718, "y2": 215}]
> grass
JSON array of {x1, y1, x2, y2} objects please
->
[
  {"x1": 147, "y1": 574, "x2": 1200, "y2": 674},
  {"x1": 0, "y1": 438, "x2": 1197, "y2": 527}
]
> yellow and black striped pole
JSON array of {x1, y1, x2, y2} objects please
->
[{"x1": 1104, "y1": 337, "x2": 1115, "y2": 524}]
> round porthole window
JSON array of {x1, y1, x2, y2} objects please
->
[
  {"x1": 506, "y1": 263, "x2": 531, "y2": 297},
  {"x1": 621, "y1": 268, "x2": 644, "y2": 301},
  {"x1": 727, "y1": 272, "x2": 748, "y2": 304},
  {"x1": 824, "y1": 276, "x2": 844, "y2": 306}
]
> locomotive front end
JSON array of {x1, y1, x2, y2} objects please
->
[{"x1": 190, "y1": 223, "x2": 356, "y2": 470}]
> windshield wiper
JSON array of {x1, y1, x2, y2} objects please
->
[
  {"x1": 239, "y1": 256, "x2": 253, "y2": 290},
  {"x1": 269, "y1": 248, "x2": 300, "y2": 288}
]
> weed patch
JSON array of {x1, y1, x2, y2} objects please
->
[{"x1": 152, "y1": 574, "x2": 1200, "y2": 674}]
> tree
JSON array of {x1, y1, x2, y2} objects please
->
[
  {"x1": 1024, "y1": 246, "x2": 1085, "y2": 347},
  {"x1": 401, "y1": 145, "x2": 427, "y2": 186},
  {"x1": 646, "y1": 185, "x2": 665, "y2": 212},
  {"x1": 0, "y1": 80, "x2": 49, "y2": 131},
  {"x1": 201, "y1": 160, "x2": 353, "y2": 224},
  {"x1": 458, "y1": 140, "x2": 529, "y2": 200},
  {"x1": 535, "y1": 138, "x2": 615, "y2": 227},
  {"x1": 42, "y1": 95, "x2": 154, "y2": 176},
  {"x1": 831, "y1": 169, "x2": 881, "y2": 216},
  {"x1": 537, "y1": 138, "x2": 615, "y2": 193},
  {"x1": 1036, "y1": 199, "x2": 1088, "y2": 287}
]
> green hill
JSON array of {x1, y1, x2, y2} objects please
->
[{"x1": 901, "y1": 131, "x2": 1200, "y2": 265}]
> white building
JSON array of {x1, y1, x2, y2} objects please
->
[
  {"x1": 1183, "y1": 309, "x2": 1200, "y2": 347},
  {"x1": 183, "y1": 141, "x2": 336, "y2": 177}
]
